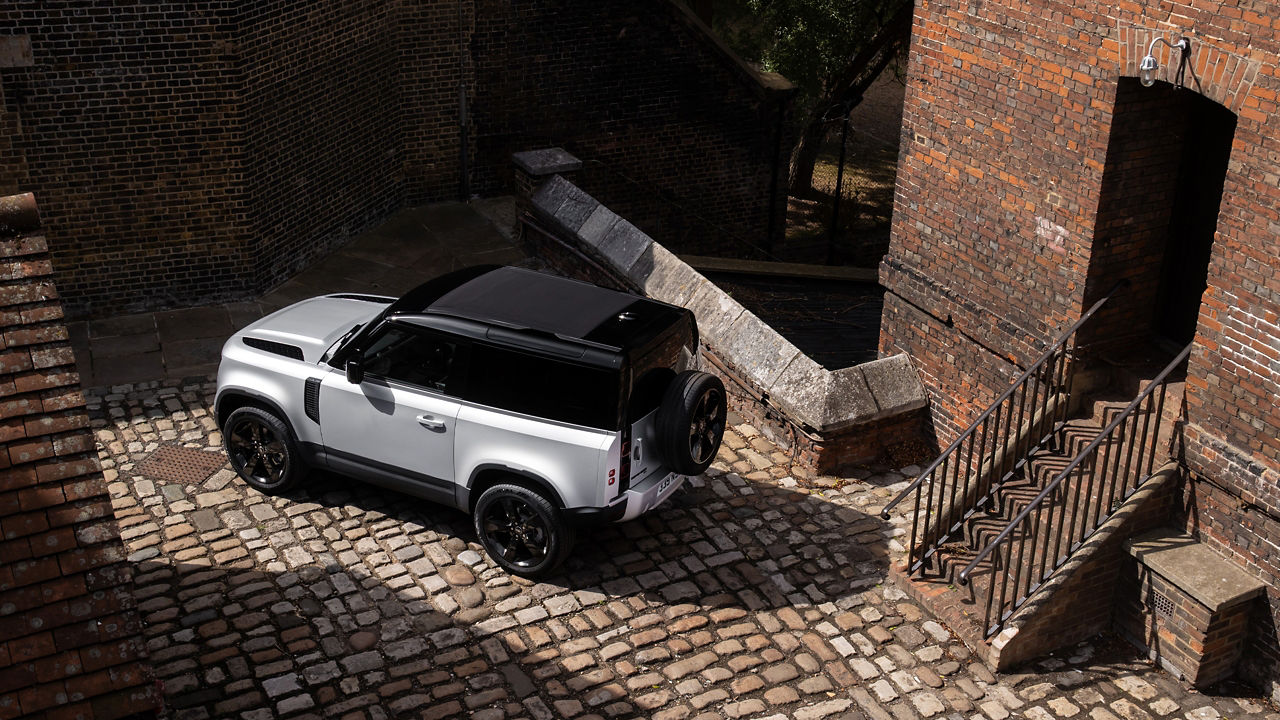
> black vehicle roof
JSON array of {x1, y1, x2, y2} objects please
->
[{"x1": 387, "y1": 266, "x2": 690, "y2": 355}]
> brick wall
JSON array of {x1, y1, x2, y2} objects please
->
[
  {"x1": 882, "y1": 0, "x2": 1280, "y2": 693},
  {"x1": 469, "y1": 0, "x2": 794, "y2": 257},
  {"x1": 0, "y1": 3, "x2": 249, "y2": 318},
  {"x1": 238, "y1": 2, "x2": 405, "y2": 294},
  {"x1": 0, "y1": 193, "x2": 154, "y2": 718},
  {"x1": 2, "y1": 0, "x2": 789, "y2": 319}
]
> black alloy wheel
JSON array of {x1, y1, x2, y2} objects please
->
[
  {"x1": 224, "y1": 406, "x2": 304, "y2": 493},
  {"x1": 688, "y1": 385, "x2": 725, "y2": 468},
  {"x1": 474, "y1": 483, "x2": 572, "y2": 578},
  {"x1": 656, "y1": 371, "x2": 728, "y2": 475}
]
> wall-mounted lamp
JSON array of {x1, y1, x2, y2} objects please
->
[{"x1": 1139, "y1": 36, "x2": 1189, "y2": 87}]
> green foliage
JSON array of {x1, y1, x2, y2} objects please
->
[{"x1": 714, "y1": 0, "x2": 904, "y2": 115}]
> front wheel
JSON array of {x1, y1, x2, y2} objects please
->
[
  {"x1": 223, "y1": 406, "x2": 306, "y2": 494},
  {"x1": 474, "y1": 483, "x2": 573, "y2": 578}
]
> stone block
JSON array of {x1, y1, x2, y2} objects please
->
[
  {"x1": 639, "y1": 244, "x2": 705, "y2": 307},
  {"x1": 860, "y1": 354, "x2": 927, "y2": 418},
  {"x1": 685, "y1": 283, "x2": 745, "y2": 350},
  {"x1": 598, "y1": 220, "x2": 653, "y2": 277},
  {"x1": 530, "y1": 175, "x2": 578, "y2": 220},
  {"x1": 723, "y1": 310, "x2": 801, "y2": 390},
  {"x1": 555, "y1": 191, "x2": 599, "y2": 235},
  {"x1": 511, "y1": 148, "x2": 582, "y2": 176},
  {"x1": 825, "y1": 366, "x2": 880, "y2": 430},
  {"x1": 577, "y1": 204, "x2": 619, "y2": 251},
  {"x1": 766, "y1": 355, "x2": 829, "y2": 429}
]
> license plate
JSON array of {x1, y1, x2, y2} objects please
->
[{"x1": 658, "y1": 474, "x2": 673, "y2": 493}]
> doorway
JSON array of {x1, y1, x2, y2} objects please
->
[{"x1": 1084, "y1": 79, "x2": 1237, "y2": 351}]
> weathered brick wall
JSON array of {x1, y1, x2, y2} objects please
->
[
  {"x1": 0, "y1": 3, "x2": 249, "y2": 318},
  {"x1": 238, "y1": 1, "x2": 405, "y2": 293},
  {"x1": 2, "y1": 0, "x2": 790, "y2": 318},
  {"x1": 883, "y1": 0, "x2": 1280, "y2": 693},
  {"x1": 0, "y1": 194, "x2": 154, "y2": 718},
  {"x1": 398, "y1": 0, "x2": 471, "y2": 205},
  {"x1": 470, "y1": 0, "x2": 793, "y2": 256}
]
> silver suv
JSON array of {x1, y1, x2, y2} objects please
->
[{"x1": 215, "y1": 266, "x2": 727, "y2": 577}]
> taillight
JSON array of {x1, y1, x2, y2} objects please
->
[{"x1": 618, "y1": 428, "x2": 632, "y2": 493}]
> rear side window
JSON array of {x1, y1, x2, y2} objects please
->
[{"x1": 465, "y1": 343, "x2": 619, "y2": 430}]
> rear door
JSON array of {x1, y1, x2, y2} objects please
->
[{"x1": 319, "y1": 323, "x2": 466, "y2": 502}]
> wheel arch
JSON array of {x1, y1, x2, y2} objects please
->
[
  {"x1": 216, "y1": 389, "x2": 293, "y2": 433},
  {"x1": 466, "y1": 464, "x2": 566, "y2": 513}
]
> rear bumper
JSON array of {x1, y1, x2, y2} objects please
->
[{"x1": 564, "y1": 470, "x2": 687, "y2": 525}]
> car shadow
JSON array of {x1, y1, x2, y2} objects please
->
[{"x1": 284, "y1": 464, "x2": 893, "y2": 613}]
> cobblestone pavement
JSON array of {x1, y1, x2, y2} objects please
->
[{"x1": 91, "y1": 378, "x2": 1277, "y2": 720}]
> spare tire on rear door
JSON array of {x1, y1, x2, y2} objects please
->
[{"x1": 655, "y1": 370, "x2": 727, "y2": 475}]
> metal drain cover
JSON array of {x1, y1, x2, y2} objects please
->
[{"x1": 136, "y1": 445, "x2": 228, "y2": 485}]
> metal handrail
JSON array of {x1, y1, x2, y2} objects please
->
[
  {"x1": 959, "y1": 342, "x2": 1191, "y2": 636},
  {"x1": 881, "y1": 282, "x2": 1126, "y2": 521}
]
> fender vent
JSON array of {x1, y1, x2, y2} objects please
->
[
  {"x1": 304, "y1": 377, "x2": 321, "y2": 423},
  {"x1": 244, "y1": 336, "x2": 304, "y2": 361}
]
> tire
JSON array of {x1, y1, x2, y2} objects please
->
[
  {"x1": 474, "y1": 483, "x2": 574, "y2": 578},
  {"x1": 223, "y1": 406, "x2": 306, "y2": 494},
  {"x1": 656, "y1": 370, "x2": 727, "y2": 476}
]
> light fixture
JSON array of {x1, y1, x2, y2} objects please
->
[{"x1": 1139, "y1": 36, "x2": 1189, "y2": 87}]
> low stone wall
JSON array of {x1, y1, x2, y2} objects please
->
[{"x1": 513, "y1": 151, "x2": 930, "y2": 474}]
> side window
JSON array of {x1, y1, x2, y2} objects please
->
[
  {"x1": 465, "y1": 343, "x2": 619, "y2": 429},
  {"x1": 362, "y1": 324, "x2": 463, "y2": 394}
]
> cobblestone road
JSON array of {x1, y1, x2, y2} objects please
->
[{"x1": 91, "y1": 378, "x2": 1276, "y2": 720}]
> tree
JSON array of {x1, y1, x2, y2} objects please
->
[{"x1": 713, "y1": 0, "x2": 913, "y2": 194}]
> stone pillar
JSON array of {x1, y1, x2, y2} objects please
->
[{"x1": 511, "y1": 148, "x2": 583, "y2": 219}]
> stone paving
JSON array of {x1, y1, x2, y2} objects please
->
[{"x1": 89, "y1": 377, "x2": 1277, "y2": 720}]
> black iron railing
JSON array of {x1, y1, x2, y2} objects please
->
[
  {"x1": 880, "y1": 283, "x2": 1126, "y2": 574},
  {"x1": 958, "y1": 343, "x2": 1191, "y2": 637}
]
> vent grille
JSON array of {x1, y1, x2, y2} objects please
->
[
  {"x1": 244, "y1": 336, "x2": 305, "y2": 361},
  {"x1": 304, "y1": 377, "x2": 321, "y2": 423},
  {"x1": 1151, "y1": 590, "x2": 1175, "y2": 619},
  {"x1": 330, "y1": 293, "x2": 387, "y2": 302}
]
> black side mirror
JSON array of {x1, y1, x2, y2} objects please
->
[{"x1": 345, "y1": 357, "x2": 364, "y2": 385}]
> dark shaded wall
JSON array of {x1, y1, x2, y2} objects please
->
[
  {"x1": 469, "y1": 0, "x2": 793, "y2": 258},
  {"x1": 0, "y1": 2, "x2": 248, "y2": 318},
  {"x1": 880, "y1": 0, "x2": 1280, "y2": 695},
  {"x1": 1, "y1": 0, "x2": 789, "y2": 319},
  {"x1": 237, "y1": 1, "x2": 405, "y2": 293}
]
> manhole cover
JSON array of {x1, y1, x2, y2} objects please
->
[{"x1": 135, "y1": 445, "x2": 228, "y2": 485}]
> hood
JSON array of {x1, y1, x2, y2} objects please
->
[{"x1": 235, "y1": 294, "x2": 390, "y2": 363}]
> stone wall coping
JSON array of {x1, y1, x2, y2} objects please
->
[
  {"x1": 512, "y1": 148, "x2": 584, "y2": 177},
  {"x1": 528, "y1": 167, "x2": 928, "y2": 433},
  {"x1": 1127, "y1": 528, "x2": 1266, "y2": 612},
  {"x1": 0, "y1": 192, "x2": 41, "y2": 236}
]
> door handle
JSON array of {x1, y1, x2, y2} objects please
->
[{"x1": 416, "y1": 414, "x2": 446, "y2": 430}]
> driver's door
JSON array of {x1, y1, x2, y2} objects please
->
[{"x1": 319, "y1": 322, "x2": 465, "y2": 503}]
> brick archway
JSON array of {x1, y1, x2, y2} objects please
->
[{"x1": 1117, "y1": 24, "x2": 1262, "y2": 114}]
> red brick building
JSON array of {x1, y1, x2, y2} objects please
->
[{"x1": 881, "y1": 0, "x2": 1280, "y2": 694}]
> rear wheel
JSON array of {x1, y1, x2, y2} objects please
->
[
  {"x1": 656, "y1": 371, "x2": 727, "y2": 475},
  {"x1": 223, "y1": 406, "x2": 305, "y2": 494},
  {"x1": 474, "y1": 483, "x2": 573, "y2": 578}
]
